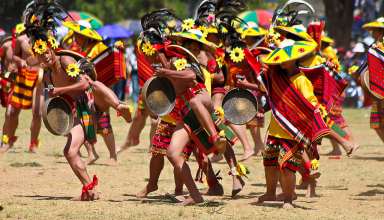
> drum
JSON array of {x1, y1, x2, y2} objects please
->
[
  {"x1": 360, "y1": 70, "x2": 384, "y2": 100},
  {"x1": 42, "y1": 95, "x2": 74, "y2": 136},
  {"x1": 92, "y1": 47, "x2": 127, "y2": 87},
  {"x1": 222, "y1": 88, "x2": 258, "y2": 125},
  {"x1": 142, "y1": 76, "x2": 176, "y2": 116}
]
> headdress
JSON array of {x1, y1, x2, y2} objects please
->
[
  {"x1": 22, "y1": 0, "x2": 69, "y2": 54},
  {"x1": 363, "y1": 17, "x2": 384, "y2": 31}
]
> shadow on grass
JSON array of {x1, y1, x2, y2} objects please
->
[
  {"x1": 14, "y1": 195, "x2": 72, "y2": 201},
  {"x1": 10, "y1": 162, "x2": 42, "y2": 167},
  {"x1": 355, "y1": 189, "x2": 384, "y2": 197},
  {"x1": 351, "y1": 156, "x2": 384, "y2": 162},
  {"x1": 120, "y1": 193, "x2": 180, "y2": 204},
  {"x1": 251, "y1": 201, "x2": 313, "y2": 210}
]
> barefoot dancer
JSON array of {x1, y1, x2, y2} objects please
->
[
  {"x1": 0, "y1": 23, "x2": 43, "y2": 153},
  {"x1": 62, "y1": 21, "x2": 131, "y2": 165},
  {"x1": 0, "y1": 35, "x2": 17, "y2": 108},
  {"x1": 256, "y1": 39, "x2": 330, "y2": 209}
]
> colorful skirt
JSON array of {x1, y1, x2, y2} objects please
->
[
  {"x1": 370, "y1": 100, "x2": 384, "y2": 129},
  {"x1": 95, "y1": 111, "x2": 112, "y2": 135},
  {"x1": 262, "y1": 136, "x2": 303, "y2": 172},
  {"x1": 151, "y1": 119, "x2": 192, "y2": 158},
  {"x1": 10, "y1": 69, "x2": 38, "y2": 109}
]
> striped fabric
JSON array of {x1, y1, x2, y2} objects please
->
[
  {"x1": 136, "y1": 47, "x2": 154, "y2": 88},
  {"x1": 95, "y1": 111, "x2": 112, "y2": 135},
  {"x1": 262, "y1": 67, "x2": 330, "y2": 146},
  {"x1": 10, "y1": 69, "x2": 38, "y2": 109}
]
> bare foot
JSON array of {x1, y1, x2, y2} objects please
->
[
  {"x1": 178, "y1": 196, "x2": 203, "y2": 206},
  {"x1": 276, "y1": 192, "x2": 297, "y2": 201},
  {"x1": 232, "y1": 176, "x2": 245, "y2": 197},
  {"x1": 117, "y1": 103, "x2": 132, "y2": 123},
  {"x1": 210, "y1": 154, "x2": 223, "y2": 163},
  {"x1": 252, "y1": 194, "x2": 276, "y2": 204},
  {"x1": 29, "y1": 146, "x2": 38, "y2": 153},
  {"x1": 253, "y1": 145, "x2": 263, "y2": 156},
  {"x1": 240, "y1": 149, "x2": 255, "y2": 162},
  {"x1": 0, "y1": 144, "x2": 11, "y2": 154},
  {"x1": 346, "y1": 143, "x2": 359, "y2": 157},
  {"x1": 136, "y1": 184, "x2": 158, "y2": 198},
  {"x1": 306, "y1": 179, "x2": 318, "y2": 198},
  {"x1": 282, "y1": 202, "x2": 294, "y2": 209},
  {"x1": 87, "y1": 153, "x2": 99, "y2": 165},
  {"x1": 71, "y1": 189, "x2": 100, "y2": 201},
  {"x1": 325, "y1": 149, "x2": 342, "y2": 156},
  {"x1": 205, "y1": 183, "x2": 224, "y2": 196},
  {"x1": 106, "y1": 158, "x2": 118, "y2": 166}
]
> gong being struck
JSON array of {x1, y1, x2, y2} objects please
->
[
  {"x1": 222, "y1": 88, "x2": 258, "y2": 125},
  {"x1": 42, "y1": 96, "x2": 74, "y2": 136},
  {"x1": 142, "y1": 76, "x2": 176, "y2": 116}
]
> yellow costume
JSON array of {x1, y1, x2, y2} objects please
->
[{"x1": 269, "y1": 72, "x2": 318, "y2": 140}]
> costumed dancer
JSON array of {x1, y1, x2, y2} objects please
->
[
  {"x1": 0, "y1": 20, "x2": 43, "y2": 153},
  {"x1": 23, "y1": 0, "x2": 129, "y2": 200},
  {"x1": 0, "y1": 34, "x2": 17, "y2": 108},
  {"x1": 61, "y1": 20, "x2": 131, "y2": 165},
  {"x1": 362, "y1": 17, "x2": 384, "y2": 142},
  {"x1": 255, "y1": 38, "x2": 330, "y2": 208}
]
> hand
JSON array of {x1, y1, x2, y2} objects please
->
[
  {"x1": 18, "y1": 60, "x2": 27, "y2": 68},
  {"x1": 154, "y1": 67, "x2": 167, "y2": 77},
  {"x1": 235, "y1": 78, "x2": 249, "y2": 89},
  {"x1": 48, "y1": 87, "x2": 58, "y2": 97}
]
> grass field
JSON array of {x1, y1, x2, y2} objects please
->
[{"x1": 0, "y1": 108, "x2": 383, "y2": 220}]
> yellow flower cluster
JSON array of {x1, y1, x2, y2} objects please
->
[
  {"x1": 48, "y1": 36, "x2": 59, "y2": 49},
  {"x1": 33, "y1": 39, "x2": 48, "y2": 55},
  {"x1": 230, "y1": 47, "x2": 245, "y2": 63},
  {"x1": 141, "y1": 41, "x2": 156, "y2": 57},
  {"x1": 173, "y1": 58, "x2": 188, "y2": 71},
  {"x1": 181, "y1": 19, "x2": 195, "y2": 31},
  {"x1": 311, "y1": 159, "x2": 320, "y2": 170},
  {"x1": 66, "y1": 63, "x2": 81, "y2": 78}
]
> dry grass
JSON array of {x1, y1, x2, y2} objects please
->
[{"x1": 0, "y1": 108, "x2": 383, "y2": 220}]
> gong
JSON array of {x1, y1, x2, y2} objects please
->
[
  {"x1": 42, "y1": 96, "x2": 74, "y2": 136},
  {"x1": 222, "y1": 88, "x2": 258, "y2": 125},
  {"x1": 142, "y1": 76, "x2": 176, "y2": 116}
]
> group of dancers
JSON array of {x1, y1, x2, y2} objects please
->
[{"x1": 0, "y1": 0, "x2": 383, "y2": 208}]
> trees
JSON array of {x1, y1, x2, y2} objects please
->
[{"x1": 323, "y1": 0, "x2": 354, "y2": 49}]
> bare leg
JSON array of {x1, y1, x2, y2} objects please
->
[
  {"x1": 84, "y1": 141, "x2": 99, "y2": 165},
  {"x1": 101, "y1": 131, "x2": 117, "y2": 165},
  {"x1": 149, "y1": 118, "x2": 158, "y2": 150},
  {"x1": 91, "y1": 81, "x2": 132, "y2": 123},
  {"x1": 167, "y1": 124, "x2": 204, "y2": 205},
  {"x1": 199, "y1": 152, "x2": 224, "y2": 196},
  {"x1": 136, "y1": 154, "x2": 164, "y2": 198},
  {"x1": 173, "y1": 167, "x2": 184, "y2": 196},
  {"x1": 280, "y1": 169, "x2": 296, "y2": 209},
  {"x1": 63, "y1": 123, "x2": 99, "y2": 200},
  {"x1": 118, "y1": 109, "x2": 149, "y2": 152},
  {"x1": 0, "y1": 105, "x2": 21, "y2": 152},
  {"x1": 249, "y1": 126, "x2": 264, "y2": 156},
  {"x1": 375, "y1": 128, "x2": 384, "y2": 143},
  {"x1": 189, "y1": 92, "x2": 226, "y2": 150},
  {"x1": 223, "y1": 143, "x2": 245, "y2": 197},
  {"x1": 29, "y1": 85, "x2": 43, "y2": 153},
  {"x1": 329, "y1": 130, "x2": 359, "y2": 156},
  {"x1": 229, "y1": 124, "x2": 254, "y2": 161},
  {"x1": 255, "y1": 166, "x2": 279, "y2": 204}
]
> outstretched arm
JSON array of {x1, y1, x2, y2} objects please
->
[{"x1": 155, "y1": 67, "x2": 196, "y2": 81}]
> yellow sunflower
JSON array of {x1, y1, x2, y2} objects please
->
[
  {"x1": 141, "y1": 41, "x2": 156, "y2": 56},
  {"x1": 214, "y1": 106, "x2": 225, "y2": 120},
  {"x1": 216, "y1": 55, "x2": 225, "y2": 68},
  {"x1": 48, "y1": 36, "x2": 59, "y2": 49},
  {"x1": 66, "y1": 63, "x2": 81, "y2": 78},
  {"x1": 198, "y1": 26, "x2": 209, "y2": 38},
  {"x1": 33, "y1": 39, "x2": 48, "y2": 55},
  {"x1": 230, "y1": 47, "x2": 245, "y2": 63},
  {"x1": 181, "y1": 18, "x2": 195, "y2": 31},
  {"x1": 311, "y1": 159, "x2": 320, "y2": 170},
  {"x1": 173, "y1": 58, "x2": 188, "y2": 71}
]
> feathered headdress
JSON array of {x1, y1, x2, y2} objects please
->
[
  {"x1": 272, "y1": 0, "x2": 315, "y2": 27},
  {"x1": 194, "y1": 0, "x2": 217, "y2": 26},
  {"x1": 22, "y1": 0, "x2": 69, "y2": 54}
]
